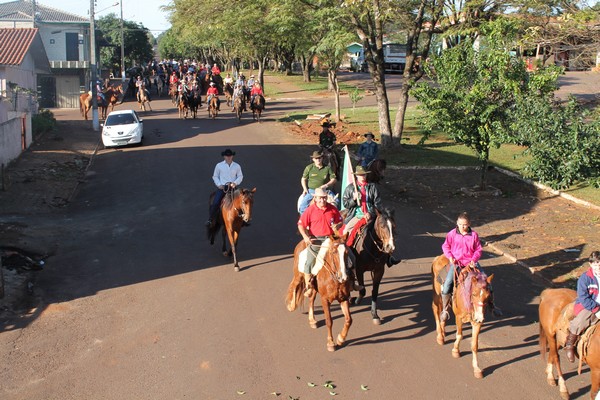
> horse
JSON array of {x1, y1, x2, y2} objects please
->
[
  {"x1": 105, "y1": 85, "x2": 123, "y2": 114},
  {"x1": 285, "y1": 236, "x2": 353, "y2": 352},
  {"x1": 189, "y1": 90, "x2": 201, "y2": 119},
  {"x1": 539, "y1": 288, "x2": 600, "y2": 399},
  {"x1": 224, "y1": 82, "x2": 234, "y2": 106},
  {"x1": 233, "y1": 96, "x2": 244, "y2": 122},
  {"x1": 137, "y1": 87, "x2": 152, "y2": 112},
  {"x1": 177, "y1": 92, "x2": 189, "y2": 119},
  {"x1": 207, "y1": 187, "x2": 256, "y2": 272},
  {"x1": 79, "y1": 93, "x2": 107, "y2": 120},
  {"x1": 431, "y1": 255, "x2": 494, "y2": 379},
  {"x1": 350, "y1": 208, "x2": 396, "y2": 325},
  {"x1": 169, "y1": 84, "x2": 178, "y2": 105},
  {"x1": 251, "y1": 94, "x2": 265, "y2": 122},
  {"x1": 208, "y1": 96, "x2": 219, "y2": 119},
  {"x1": 367, "y1": 159, "x2": 387, "y2": 184}
]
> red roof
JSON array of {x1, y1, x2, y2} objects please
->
[{"x1": 0, "y1": 28, "x2": 37, "y2": 65}]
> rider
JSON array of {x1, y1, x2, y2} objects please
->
[
  {"x1": 297, "y1": 187, "x2": 345, "y2": 297},
  {"x1": 206, "y1": 148, "x2": 243, "y2": 227},
  {"x1": 299, "y1": 151, "x2": 337, "y2": 215},
  {"x1": 356, "y1": 132, "x2": 379, "y2": 168},
  {"x1": 232, "y1": 83, "x2": 247, "y2": 112},
  {"x1": 565, "y1": 251, "x2": 600, "y2": 363},
  {"x1": 206, "y1": 82, "x2": 221, "y2": 111},
  {"x1": 319, "y1": 118, "x2": 339, "y2": 170},
  {"x1": 439, "y1": 212, "x2": 502, "y2": 322},
  {"x1": 135, "y1": 75, "x2": 150, "y2": 102},
  {"x1": 249, "y1": 82, "x2": 264, "y2": 110},
  {"x1": 342, "y1": 165, "x2": 400, "y2": 267}
]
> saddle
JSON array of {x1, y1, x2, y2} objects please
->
[{"x1": 346, "y1": 218, "x2": 368, "y2": 248}]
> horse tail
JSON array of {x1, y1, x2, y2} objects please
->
[{"x1": 285, "y1": 273, "x2": 305, "y2": 312}]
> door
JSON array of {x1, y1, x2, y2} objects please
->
[{"x1": 56, "y1": 76, "x2": 81, "y2": 108}]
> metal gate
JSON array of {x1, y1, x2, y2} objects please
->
[{"x1": 56, "y1": 76, "x2": 81, "y2": 108}]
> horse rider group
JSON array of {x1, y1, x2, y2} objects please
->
[{"x1": 297, "y1": 126, "x2": 400, "y2": 298}]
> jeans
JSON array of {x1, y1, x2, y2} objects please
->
[
  {"x1": 209, "y1": 189, "x2": 226, "y2": 220},
  {"x1": 441, "y1": 262, "x2": 484, "y2": 295}
]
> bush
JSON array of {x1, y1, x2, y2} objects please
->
[{"x1": 32, "y1": 109, "x2": 56, "y2": 136}]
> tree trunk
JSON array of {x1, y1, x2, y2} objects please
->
[
  {"x1": 328, "y1": 69, "x2": 340, "y2": 122},
  {"x1": 479, "y1": 149, "x2": 489, "y2": 190},
  {"x1": 393, "y1": 80, "x2": 411, "y2": 147},
  {"x1": 367, "y1": 60, "x2": 392, "y2": 147},
  {"x1": 301, "y1": 54, "x2": 312, "y2": 82}
]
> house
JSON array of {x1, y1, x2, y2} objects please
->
[
  {"x1": 0, "y1": 27, "x2": 50, "y2": 167},
  {"x1": 0, "y1": 0, "x2": 90, "y2": 108},
  {"x1": 346, "y1": 42, "x2": 365, "y2": 71}
]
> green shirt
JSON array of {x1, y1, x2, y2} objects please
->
[{"x1": 302, "y1": 164, "x2": 336, "y2": 189}]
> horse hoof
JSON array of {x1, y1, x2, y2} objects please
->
[
  {"x1": 234, "y1": 266, "x2": 240, "y2": 272},
  {"x1": 452, "y1": 349, "x2": 460, "y2": 358},
  {"x1": 560, "y1": 390, "x2": 570, "y2": 400},
  {"x1": 355, "y1": 295, "x2": 364, "y2": 305},
  {"x1": 547, "y1": 378, "x2": 557, "y2": 387},
  {"x1": 336, "y1": 334, "x2": 345, "y2": 346},
  {"x1": 309, "y1": 321, "x2": 317, "y2": 329},
  {"x1": 474, "y1": 370, "x2": 483, "y2": 379},
  {"x1": 327, "y1": 344, "x2": 336, "y2": 352},
  {"x1": 372, "y1": 318, "x2": 381, "y2": 325},
  {"x1": 436, "y1": 336, "x2": 444, "y2": 345}
]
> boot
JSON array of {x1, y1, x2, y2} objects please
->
[
  {"x1": 565, "y1": 331, "x2": 578, "y2": 363},
  {"x1": 303, "y1": 273, "x2": 314, "y2": 297},
  {"x1": 440, "y1": 294, "x2": 451, "y2": 322},
  {"x1": 386, "y1": 255, "x2": 401, "y2": 268}
]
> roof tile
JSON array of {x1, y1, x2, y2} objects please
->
[{"x1": 0, "y1": 28, "x2": 37, "y2": 65}]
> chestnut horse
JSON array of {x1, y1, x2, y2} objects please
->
[
  {"x1": 79, "y1": 92, "x2": 110, "y2": 120},
  {"x1": 233, "y1": 96, "x2": 244, "y2": 122},
  {"x1": 432, "y1": 255, "x2": 494, "y2": 379},
  {"x1": 137, "y1": 87, "x2": 152, "y2": 112},
  {"x1": 207, "y1": 187, "x2": 256, "y2": 272},
  {"x1": 251, "y1": 94, "x2": 265, "y2": 122},
  {"x1": 285, "y1": 236, "x2": 353, "y2": 351},
  {"x1": 539, "y1": 288, "x2": 600, "y2": 399},
  {"x1": 208, "y1": 96, "x2": 219, "y2": 119},
  {"x1": 177, "y1": 92, "x2": 189, "y2": 119},
  {"x1": 105, "y1": 85, "x2": 123, "y2": 114},
  {"x1": 351, "y1": 208, "x2": 396, "y2": 325},
  {"x1": 367, "y1": 159, "x2": 387, "y2": 184},
  {"x1": 224, "y1": 82, "x2": 234, "y2": 106}
]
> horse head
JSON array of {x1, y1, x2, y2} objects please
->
[
  {"x1": 237, "y1": 188, "x2": 256, "y2": 223},
  {"x1": 325, "y1": 236, "x2": 349, "y2": 283},
  {"x1": 461, "y1": 269, "x2": 494, "y2": 323},
  {"x1": 373, "y1": 208, "x2": 396, "y2": 254}
]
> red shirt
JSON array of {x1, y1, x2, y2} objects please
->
[
  {"x1": 207, "y1": 87, "x2": 218, "y2": 95},
  {"x1": 298, "y1": 203, "x2": 343, "y2": 236},
  {"x1": 250, "y1": 87, "x2": 263, "y2": 96}
]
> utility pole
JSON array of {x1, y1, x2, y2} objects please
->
[
  {"x1": 90, "y1": 0, "x2": 99, "y2": 131},
  {"x1": 120, "y1": 1, "x2": 125, "y2": 82}
]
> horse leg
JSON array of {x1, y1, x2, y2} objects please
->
[
  {"x1": 308, "y1": 290, "x2": 317, "y2": 329},
  {"x1": 432, "y1": 274, "x2": 446, "y2": 345},
  {"x1": 370, "y1": 268, "x2": 384, "y2": 325},
  {"x1": 336, "y1": 300, "x2": 352, "y2": 347},
  {"x1": 321, "y1": 299, "x2": 336, "y2": 352},
  {"x1": 146, "y1": 101, "x2": 152, "y2": 111},
  {"x1": 228, "y1": 229, "x2": 239, "y2": 272},
  {"x1": 452, "y1": 316, "x2": 463, "y2": 358},
  {"x1": 590, "y1": 368, "x2": 600, "y2": 400},
  {"x1": 471, "y1": 322, "x2": 483, "y2": 379}
]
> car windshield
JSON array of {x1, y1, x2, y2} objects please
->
[{"x1": 106, "y1": 113, "x2": 136, "y2": 126}]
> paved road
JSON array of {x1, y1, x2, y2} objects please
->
[{"x1": 0, "y1": 95, "x2": 593, "y2": 399}]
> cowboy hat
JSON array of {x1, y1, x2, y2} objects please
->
[
  {"x1": 221, "y1": 149, "x2": 236, "y2": 156},
  {"x1": 314, "y1": 188, "x2": 328, "y2": 197},
  {"x1": 354, "y1": 165, "x2": 371, "y2": 175},
  {"x1": 320, "y1": 118, "x2": 331, "y2": 127},
  {"x1": 209, "y1": 82, "x2": 215, "y2": 86},
  {"x1": 310, "y1": 151, "x2": 323, "y2": 159},
  {"x1": 364, "y1": 132, "x2": 375, "y2": 138}
]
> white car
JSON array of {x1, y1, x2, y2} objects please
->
[{"x1": 101, "y1": 109, "x2": 143, "y2": 147}]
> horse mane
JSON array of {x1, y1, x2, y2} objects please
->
[
  {"x1": 376, "y1": 207, "x2": 394, "y2": 222},
  {"x1": 461, "y1": 270, "x2": 488, "y2": 312}
]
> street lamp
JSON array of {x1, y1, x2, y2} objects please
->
[{"x1": 120, "y1": 1, "x2": 125, "y2": 82}]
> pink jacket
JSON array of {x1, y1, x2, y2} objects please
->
[{"x1": 442, "y1": 228, "x2": 482, "y2": 266}]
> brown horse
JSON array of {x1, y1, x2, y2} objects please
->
[
  {"x1": 539, "y1": 288, "x2": 600, "y2": 399},
  {"x1": 79, "y1": 92, "x2": 109, "y2": 120},
  {"x1": 233, "y1": 96, "x2": 244, "y2": 122},
  {"x1": 351, "y1": 208, "x2": 396, "y2": 325},
  {"x1": 367, "y1": 159, "x2": 387, "y2": 184},
  {"x1": 177, "y1": 92, "x2": 189, "y2": 119},
  {"x1": 224, "y1": 82, "x2": 234, "y2": 106},
  {"x1": 207, "y1": 187, "x2": 256, "y2": 272},
  {"x1": 285, "y1": 236, "x2": 353, "y2": 352},
  {"x1": 208, "y1": 96, "x2": 219, "y2": 119},
  {"x1": 432, "y1": 255, "x2": 494, "y2": 378},
  {"x1": 137, "y1": 87, "x2": 152, "y2": 112},
  {"x1": 105, "y1": 85, "x2": 122, "y2": 113},
  {"x1": 251, "y1": 94, "x2": 265, "y2": 122}
]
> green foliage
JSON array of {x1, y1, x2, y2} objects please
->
[
  {"x1": 349, "y1": 87, "x2": 363, "y2": 113},
  {"x1": 510, "y1": 95, "x2": 600, "y2": 189},
  {"x1": 32, "y1": 109, "x2": 56, "y2": 136}
]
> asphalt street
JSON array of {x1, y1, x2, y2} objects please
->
[{"x1": 0, "y1": 89, "x2": 595, "y2": 399}]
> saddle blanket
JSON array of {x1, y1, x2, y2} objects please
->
[{"x1": 297, "y1": 238, "x2": 348, "y2": 282}]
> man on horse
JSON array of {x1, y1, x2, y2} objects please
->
[
  {"x1": 319, "y1": 119, "x2": 340, "y2": 170},
  {"x1": 342, "y1": 165, "x2": 400, "y2": 268},
  {"x1": 299, "y1": 151, "x2": 337, "y2": 214},
  {"x1": 206, "y1": 149, "x2": 243, "y2": 227},
  {"x1": 232, "y1": 83, "x2": 246, "y2": 112},
  {"x1": 206, "y1": 82, "x2": 221, "y2": 111},
  {"x1": 297, "y1": 188, "x2": 347, "y2": 298},
  {"x1": 135, "y1": 75, "x2": 151, "y2": 102},
  {"x1": 250, "y1": 82, "x2": 265, "y2": 110},
  {"x1": 356, "y1": 132, "x2": 379, "y2": 168},
  {"x1": 439, "y1": 212, "x2": 502, "y2": 322},
  {"x1": 564, "y1": 251, "x2": 600, "y2": 362}
]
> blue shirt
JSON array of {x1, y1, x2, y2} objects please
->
[{"x1": 357, "y1": 141, "x2": 378, "y2": 166}]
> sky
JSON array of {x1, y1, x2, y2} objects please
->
[{"x1": 2, "y1": 0, "x2": 172, "y2": 36}]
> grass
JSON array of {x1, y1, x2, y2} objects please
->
[
  {"x1": 265, "y1": 70, "x2": 362, "y2": 97},
  {"x1": 278, "y1": 98, "x2": 600, "y2": 206}
]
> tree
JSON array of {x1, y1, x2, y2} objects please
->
[
  {"x1": 97, "y1": 14, "x2": 154, "y2": 76},
  {"x1": 412, "y1": 18, "x2": 560, "y2": 189}
]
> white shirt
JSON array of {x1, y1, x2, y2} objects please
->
[{"x1": 212, "y1": 160, "x2": 243, "y2": 187}]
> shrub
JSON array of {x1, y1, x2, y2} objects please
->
[{"x1": 32, "y1": 109, "x2": 56, "y2": 136}]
